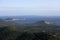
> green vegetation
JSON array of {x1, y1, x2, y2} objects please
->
[
  {"x1": 0, "y1": 20, "x2": 60, "y2": 40},
  {"x1": 0, "y1": 26, "x2": 60, "y2": 40}
]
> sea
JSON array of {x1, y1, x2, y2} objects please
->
[{"x1": 0, "y1": 16, "x2": 60, "y2": 25}]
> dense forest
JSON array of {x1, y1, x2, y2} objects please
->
[{"x1": 0, "y1": 26, "x2": 60, "y2": 40}]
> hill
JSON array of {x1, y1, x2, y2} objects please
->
[
  {"x1": 0, "y1": 20, "x2": 60, "y2": 40},
  {"x1": 0, "y1": 19, "x2": 60, "y2": 33}
]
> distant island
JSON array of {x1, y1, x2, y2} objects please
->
[{"x1": 4, "y1": 18, "x2": 26, "y2": 21}]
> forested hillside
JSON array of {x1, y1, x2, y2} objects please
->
[
  {"x1": 0, "y1": 26, "x2": 60, "y2": 40},
  {"x1": 0, "y1": 20, "x2": 60, "y2": 40}
]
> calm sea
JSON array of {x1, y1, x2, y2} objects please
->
[{"x1": 0, "y1": 16, "x2": 60, "y2": 25}]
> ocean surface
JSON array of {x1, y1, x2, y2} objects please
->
[{"x1": 0, "y1": 16, "x2": 60, "y2": 25}]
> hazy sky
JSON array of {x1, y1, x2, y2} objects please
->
[{"x1": 0, "y1": 0, "x2": 60, "y2": 16}]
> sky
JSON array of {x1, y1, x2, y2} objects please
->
[{"x1": 0, "y1": 0, "x2": 60, "y2": 16}]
